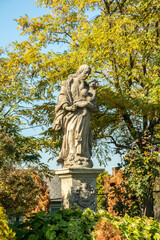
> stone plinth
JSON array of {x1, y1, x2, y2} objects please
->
[{"x1": 55, "y1": 168, "x2": 104, "y2": 211}]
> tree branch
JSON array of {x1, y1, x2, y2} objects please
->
[
  {"x1": 122, "y1": 111, "x2": 137, "y2": 140},
  {"x1": 148, "y1": 118, "x2": 160, "y2": 137},
  {"x1": 143, "y1": 115, "x2": 148, "y2": 132},
  {"x1": 0, "y1": 104, "x2": 5, "y2": 113},
  {"x1": 108, "y1": 135, "x2": 131, "y2": 149},
  {"x1": 102, "y1": 0, "x2": 111, "y2": 15}
]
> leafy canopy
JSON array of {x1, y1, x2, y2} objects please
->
[{"x1": 1, "y1": 0, "x2": 160, "y2": 163}]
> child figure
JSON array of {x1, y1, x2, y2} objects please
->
[
  {"x1": 75, "y1": 80, "x2": 99, "y2": 115},
  {"x1": 87, "y1": 80, "x2": 99, "y2": 107}
]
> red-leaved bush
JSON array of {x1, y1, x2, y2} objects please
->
[{"x1": 94, "y1": 217, "x2": 124, "y2": 240}]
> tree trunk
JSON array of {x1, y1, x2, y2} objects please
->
[
  {"x1": 16, "y1": 216, "x2": 20, "y2": 224},
  {"x1": 143, "y1": 192, "x2": 154, "y2": 218}
]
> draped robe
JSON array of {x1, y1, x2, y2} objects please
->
[{"x1": 53, "y1": 78, "x2": 92, "y2": 166}]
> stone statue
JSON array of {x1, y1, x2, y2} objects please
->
[{"x1": 53, "y1": 65, "x2": 98, "y2": 168}]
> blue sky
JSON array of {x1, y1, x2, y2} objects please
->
[
  {"x1": 0, "y1": 0, "x2": 120, "y2": 173},
  {"x1": 0, "y1": 0, "x2": 49, "y2": 48}
]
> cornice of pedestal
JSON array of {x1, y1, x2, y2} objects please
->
[{"x1": 54, "y1": 168, "x2": 105, "y2": 178}]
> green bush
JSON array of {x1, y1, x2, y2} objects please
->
[
  {"x1": 11, "y1": 208, "x2": 160, "y2": 240},
  {"x1": 11, "y1": 208, "x2": 98, "y2": 240},
  {"x1": 118, "y1": 215, "x2": 160, "y2": 240},
  {"x1": 0, "y1": 205, "x2": 16, "y2": 240},
  {"x1": 93, "y1": 211, "x2": 160, "y2": 240}
]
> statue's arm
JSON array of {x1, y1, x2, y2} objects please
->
[
  {"x1": 74, "y1": 100, "x2": 98, "y2": 112},
  {"x1": 62, "y1": 103, "x2": 77, "y2": 112}
]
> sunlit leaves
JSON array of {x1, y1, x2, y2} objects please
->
[{"x1": 1, "y1": 0, "x2": 160, "y2": 164}]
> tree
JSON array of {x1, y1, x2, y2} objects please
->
[
  {"x1": 28, "y1": 173, "x2": 50, "y2": 214},
  {"x1": 0, "y1": 131, "x2": 15, "y2": 167},
  {"x1": 123, "y1": 137, "x2": 160, "y2": 217},
  {"x1": 0, "y1": 168, "x2": 50, "y2": 222},
  {"x1": 0, "y1": 45, "x2": 51, "y2": 218},
  {"x1": 97, "y1": 171, "x2": 108, "y2": 210},
  {"x1": 0, "y1": 46, "x2": 53, "y2": 168},
  {"x1": 1, "y1": 0, "x2": 160, "y2": 216},
  {"x1": 9, "y1": 0, "x2": 159, "y2": 159},
  {"x1": 0, "y1": 168, "x2": 39, "y2": 222}
]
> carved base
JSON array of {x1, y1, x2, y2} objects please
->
[
  {"x1": 64, "y1": 157, "x2": 93, "y2": 168},
  {"x1": 55, "y1": 168, "x2": 104, "y2": 211}
]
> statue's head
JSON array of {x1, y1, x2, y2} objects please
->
[
  {"x1": 76, "y1": 65, "x2": 91, "y2": 80},
  {"x1": 67, "y1": 65, "x2": 91, "y2": 82},
  {"x1": 76, "y1": 65, "x2": 91, "y2": 75}
]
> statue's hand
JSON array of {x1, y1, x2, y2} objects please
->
[
  {"x1": 65, "y1": 104, "x2": 77, "y2": 112},
  {"x1": 71, "y1": 104, "x2": 77, "y2": 111}
]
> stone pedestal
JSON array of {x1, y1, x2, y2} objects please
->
[{"x1": 55, "y1": 168, "x2": 104, "y2": 211}]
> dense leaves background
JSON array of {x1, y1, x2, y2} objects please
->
[
  {"x1": 10, "y1": 208, "x2": 160, "y2": 240},
  {"x1": 1, "y1": 0, "x2": 160, "y2": 163}
]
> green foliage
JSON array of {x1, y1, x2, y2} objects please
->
[
  {"x1": 122, "y1": 136, "x2": 160, "y2": 217},
  {"x1": 116, "y1": 215, "x2": 160, "y2": 240},
  {"x1": 11, "y1": 208, "x2": 160, "y2": 240},
  {"x1": 11, "y1": 208, "x2": 98, "y2": 240},
  {"x1": 94, "y1": 212, "x2": 160, "y2": 240},
  {"x1": 93, "y1": 211, "x2": 160, "y2": 240},
  {"x1": 0, "y1": 47, "x2": 51, "y2": 169},
  {"x1": 0, "y1": 205, "x2": 16, "y2": 240},
  {"x1": 1, "y1": 0, "x2": 160, "y2": 164},
  {"x1": 0, "y1": 131, "x2": 15, "y2": 168},
  {"x1": 97, "y1": 171, "x2": 108, "y2": 210},
  {"x1": 0, "y1": 168, "x2": 40, "y2": 221}
]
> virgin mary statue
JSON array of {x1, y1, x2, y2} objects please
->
[{"x1": 53, "y1": 65, "x2": 98, "y2": 168}]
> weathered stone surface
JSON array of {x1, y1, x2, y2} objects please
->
[
  {"x1": 55, "y1": 168, "x2": 104, "y2": 211},
  {"x1": 53, "y1": 65, "x2": 98, "y2": 168},
  {"x1": 44, "y1": 172, "x2": 61, "y2": 202}
]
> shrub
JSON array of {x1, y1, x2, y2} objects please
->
[
  {"x1": 0, "y1": 205, "x2": 16, "y2": 240},
  {"x1": 11, "y1": 208, "x2": 98, "y2": 240},
  {"x1": 0, "y1": 168, "x2": 39, "y2": 222},
  {"x1": 117, "y1": 215, "x2": 160, "y2": 240},
  {"x1": 97, "y1": 169, "x2": 141, "y2": 217},
  {"x1": 11, "y1": 208, "x2": 160, "y2": 240},
  {"x1": 95, "y1": 211, "x2": 160, "y2": 240},
  {"x1": 94, "y1": 217, "x2": 124, "y2": 240}
]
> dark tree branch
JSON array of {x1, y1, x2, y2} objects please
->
[
  {"x1": 103, "y1": 0, "x2": 111, "y2": 15},
  {"x1": 115, "y1": 0, "x2": 127, "y2": 14},
  {"x1": 4, "y1": 100, "x2": 22, "y2": 118},
  {"x1": 121, "y1": 111, "x2": 138, "y2": 141},
  {"x1": 155, "y1": 21, "x2": 159, "y2": 45},
  {"x1": 143, "y1": 115, "x2": 148, "y2": 132},
  {"x1": 108, "y1": 135, "x2": 131, "y2": 149},
  {"x1": 0, "y1": 104, "x2": 5, "y2": 113}
]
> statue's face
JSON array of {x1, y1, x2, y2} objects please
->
[{"x1": 80, "y1": 68, "x2": 90, "y2": 80}]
